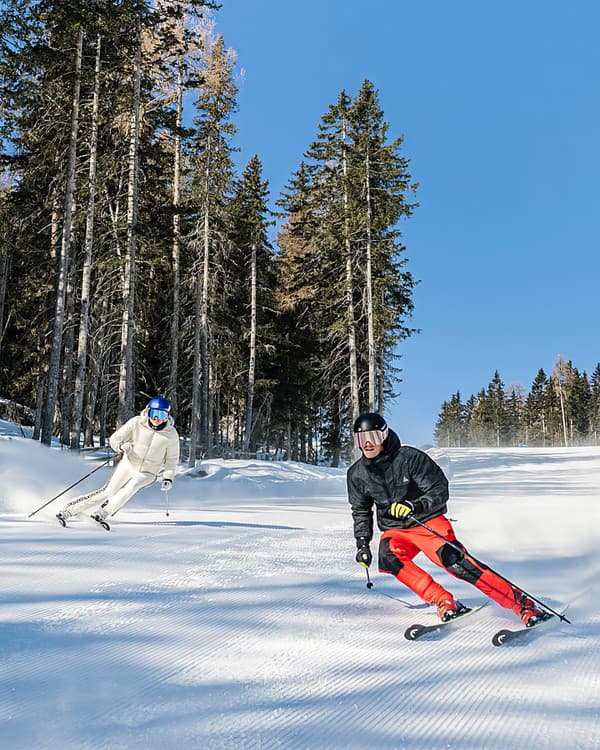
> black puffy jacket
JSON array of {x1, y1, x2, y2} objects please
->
[{"x1": 347, "y1": 429, "x2": 449, "y2": 542}]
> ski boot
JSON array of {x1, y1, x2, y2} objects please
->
[
  {"x1": 520, "y1": 606, "x2": 553, "y2": 628},
  {"x1": 436, "y1": 595, "x2": 471, "y2": 622}
]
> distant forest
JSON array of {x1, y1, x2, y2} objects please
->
[
  {"x1": 0, "y1": 1, "x2": 418, "y2": 465},
  {"x1": 435, "y1": 356, "x2": 600, "y2": 447}
]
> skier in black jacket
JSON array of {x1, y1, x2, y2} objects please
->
[{"x1": 348, "y1": 412, "x2": 548, "y2": 626}]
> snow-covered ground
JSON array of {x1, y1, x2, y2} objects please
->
[{"x1": 1, "y1": 425, "x2": 598, "y2": 749}]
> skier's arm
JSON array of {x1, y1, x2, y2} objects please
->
[
  {"x1": 162, "y1": 434, "x2": 180, "y2": 481},
  {"x1": 406, "y1": 449, "x2": 449, "y2": 515},
  {"x1": 109, "y1": 419, "x2": 135, "y2": 454},
  {"x1": 347, "y1": 469, "x2": 374, "y2": 543}
]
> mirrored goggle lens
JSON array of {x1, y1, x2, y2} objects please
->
[
  {"x1": 353, "y1": 428, "x2": 388, "y2": 449},
  {"x1": 149, "y1": 408, "x2": 168, "y2": 421}
]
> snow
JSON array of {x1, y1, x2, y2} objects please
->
[{"x1": 1, "y1": 423, "x2": 599, "y2": 749}]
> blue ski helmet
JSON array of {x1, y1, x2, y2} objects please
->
[
  {"x1": 147, "y1": 396, "x2": 171, "y2": 412},
  {"x1": 147, "y1": 396, "x2": 171, "y2": 423}
]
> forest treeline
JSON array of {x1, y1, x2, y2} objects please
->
[
  {"x1": 435, "y1": 357, "x2": 600, "y2": 448},
  {"x1": 0, "y1": 1, "x2": 417, "y2": 465}
]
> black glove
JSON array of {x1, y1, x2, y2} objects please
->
[
  {"x1": 355, "y1": 537, "x2": 372, "y2": 568},
  {"x1": 389, "y1": 500, "x2": 415, "y2": 519}
]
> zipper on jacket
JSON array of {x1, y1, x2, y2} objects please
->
[{"x1": 139, "y1": 428, "x2": 156, "y2": 474}]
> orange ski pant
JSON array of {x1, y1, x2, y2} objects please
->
[{"x1": 378, "y1": 515, "x2": 525, "y2": 614}]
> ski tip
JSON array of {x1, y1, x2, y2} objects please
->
[
  {"x1": 492, "y1": 629, "x2": 511, "y2": 647},
  {"x1": 404, "y1": 624, "x2": 425, "y2": 640}
]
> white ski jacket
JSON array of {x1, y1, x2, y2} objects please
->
[{"x1": 109, "y1": 410, "x2": 180, "y2": 480}]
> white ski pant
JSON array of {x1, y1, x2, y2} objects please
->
[{"x1": 63, "y1": 457, "x2": 156, "y2": 518}]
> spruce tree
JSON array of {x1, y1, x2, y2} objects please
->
[
  {"x1": 348, "y1": 80, "x2": 417, "y2": 411},
  {"x1": 590, "y1": 363, "x2": 600, "y2": 443},
  {"x1": 226, "y1": 155, "x2": 273, "y2": 452},
  {"x1": 525, "y1": 369, "x2": 548, "y2": 446},
  {"x1": 186, "y1": 28, "x2": 238, "y2": 462}
]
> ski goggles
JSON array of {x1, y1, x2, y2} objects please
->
[
  {"x1": 148, "y1": 408, "x2": 169, "y2": 421},
  {"x1": 353, "y1": 427, "x2": 388, "y2": 450}
]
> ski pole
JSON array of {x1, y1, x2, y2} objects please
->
[
  {"x1": 409, "y1": 515, "x2": 570, "y2": 623},
  {"x1": 28, "y1": 456, "x2": 114, "y2": 518},
  {"x1": 164, "y1": 489, "x2": 170, "y2": 517},
  {"x1": 359, "y1": 562, "x2": 373, "y2": 589}
]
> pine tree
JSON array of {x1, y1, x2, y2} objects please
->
[
  {"x1": 348, "y1": 80, "x2": 417, "y2": 411},
  {"x1": 186, "y1": 27, "x2": 238, "y2": 463},
  {"x1": 525, "y1": 369, "x2": 548, "y2": 446},
  {"x1": 274, "y1": 163, "x2": 324, "y2": 460},
  {"x1": 569, "y1": 369, "x2": 591, "y2": 444},
  {"x1": 469, "y1": 389, "x2": 494, "y2": 446},
  {"x1": 505, "y1": 384, "x2": 524, "y2": 446},
  {"x1": 551, "y1": 356, "x2": 573, "y2": 446},
  {"x1": 275, "y1": 82, "x2": 417, "y2": 459},
  {"x1": 486, "y1": 371, "x2": 507, "y2": 447},
  {"x1": 434, "y1": 391, "x2": 464, "y2": 447},
  {"x1": 590, "y1": 363, "x2": 600, "y2": 443},
  {"x1": 226, "y1": 155, "x2": 273, "y2": 452},
  {"x1": 463, "y1": 394, "x2": 478, "y2": 446}
]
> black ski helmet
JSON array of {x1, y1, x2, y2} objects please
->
[{"x1": 353, "y1": 412, "x2": 388, "y2": 435}]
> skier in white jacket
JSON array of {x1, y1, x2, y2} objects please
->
[{"x1": 56, "y1": 397, "x2": 180, "y2": 527}]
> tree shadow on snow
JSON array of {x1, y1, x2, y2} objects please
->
[{"x1": 125, "y1": 520, "x2": 302, "y2": 530}]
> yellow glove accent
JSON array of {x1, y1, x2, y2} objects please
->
[{"x1": 390, "y1": 501, "x2": 414, "y2": 518}]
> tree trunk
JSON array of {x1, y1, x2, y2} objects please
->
[
  {"x1": 60, "y1": 272, "x2": 76, "y2": 445},
  {"x1": 168, "y1": 58, "x2": 183, "y2": 415},
  {"x1": 117, "y1": 23, "x2": 142, "y2": 426},
  {"x1": 286, "y1": 408, "x2": 292, "y2": 461},
  {"x1": 558, "y1": 383, "x2": 568, "y2": 446},
  {"x1": 71, "y1": 32, "x2": 101, "y2": 448},
  {"x1": 0, "y1": 250, "x2": 8, "y2": 358},
  {"x1": 84, "y1": 351, "x2": 99, "y2": 448},
  {"x1": 243, "y1": 242, "x2": 257, "y2": 452},
  {"x1": 377, "y1": 345, "x2": 385, "y2": 411},
  {"x1": 200, "y1": 149, "x2": 211, "y2": 455},
  {"x1": 188, "y1": 272, "x2": 202, "y2": 467},
  {"x1": 341, "y1": 118, "x2": 360, "y2": 423},
  {"x1": 41, "y1": 26, "x2": 83, "y2": 445},
  {"x1": 364, "y1": 146, "x2": 376, "y2": 410},
  {"x1": 33, "y1": 373, "x2": 45, "y2": 441}
]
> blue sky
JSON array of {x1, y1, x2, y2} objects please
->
[{"x1": 213, "y1": 0, "x2": 599, "y2": 446}]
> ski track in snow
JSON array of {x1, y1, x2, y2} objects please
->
[{"x1": 1, "y1": 441, "x2": 599, "y2": 749}]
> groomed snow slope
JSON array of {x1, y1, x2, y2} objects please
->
[{"x1": 0, "y1": 432, "x2": 598, "y2": 749}]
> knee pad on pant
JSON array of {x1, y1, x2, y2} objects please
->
[
  {"x1": 378, "y1": 537, "x2": 404, "y2": 576},
  {"x1": 437, "y1": 542, "x2": 483, "y2": 584}
]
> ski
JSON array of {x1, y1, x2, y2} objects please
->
[
  {"x1": 491, "y1": 611, "x2": 559, "y2": 646},
  {"x1": 404, "y1": 602, "x2": 488, "y2": 641}
]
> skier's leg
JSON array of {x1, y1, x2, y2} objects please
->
[
  {"x1": 60, "y1": 459, "x2": 131, "y2": 518},
  {"x1": 417, "y1": 516, "x2": 529, "y2": 616},
  {"x1": 379, "y1": 529, "x2": 453, "y2": 604},
  {"x1": 99, "y1": 471, "x2": 155, "y2": 518}
]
